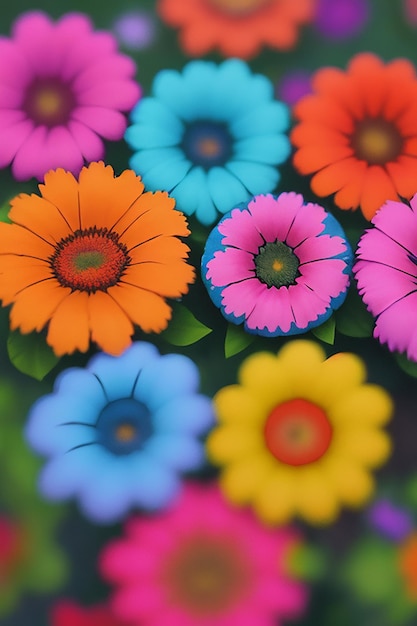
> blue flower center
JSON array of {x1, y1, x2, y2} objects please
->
[
  {"x1": 182, "y1": 121, "x2": 233, "y2": 168},
  {"x1": 96, "y1": 398, "x2": 153, "y2": 455}
]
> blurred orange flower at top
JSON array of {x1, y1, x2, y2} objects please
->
[
  {"x1": 157, "y1": 0, "x2": 315, "y2": 59},
  {"x1": 0, "y1": 162, "x2": 195, "y2": 357},
  {"x1": 291, "y1": 53, "x2": 417, "y2": 220}
]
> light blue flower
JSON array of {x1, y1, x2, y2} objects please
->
[
  {"x1": 25, "y1": 342, "x2": 214, "y2": 524},
  {"x1": 125, "y1": 58, "x2": 290, "y2": 226}
]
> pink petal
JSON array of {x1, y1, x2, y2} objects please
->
[
  {"x1": 100, "y1": 543, "x2": 158, "y2": 580},
  {"x1": 298, "y1": 259, "x2": 349, "y2": 300},
  {"x1": 246, "y1": 284, "x2": 296, "y2": 333},
  {"x1": 60, "y1": 33, "x2": 117, "y2": 82},
  {"x1": 355, "y1": 262, "x2": 417, "y2": 316},
  {"x1": 357, "y1": 228, "x2": 417, "y2": 276},
  {"x1": 0, "y1": 39, "x2": 31, "y2": 88},
  {"x1": 71, "y1": 106, "x2": 127, "y2": 140},
  {"x1": 286, "y1": 202, "x2": 327, "y2": 247},
  {"x1": 219, "y1": 208, "x2": 264, "y2": 254},
  {"x1": 73, "y1": 55, "x2": 137, "y2": 91},
  {"x1": 0, "y1": 109, "x2": 27, "y2": 130},
  {"x1": 0, "y1": 119, "x2": 34, "y2": 168},
  {"x1": 11, "y1": 12, "x2": 65, "y2": 76},
  {"x1": 295, "y1": 234, "x2": 348, "y2": 263},
  {"x1": 253, "y1": 577, "x2": 307, "y2": 616},
  {"x1": 67, "y1": 119, "x2": 104, "y2": 162},
  {"x1": 77, "y1": 80, "x2": 141, "y2": 110},
  {"x1": 55, "y1": 12, "x2": 93, "y2": 38},
  {"x1": 112, "y1": 584, "x2": 164, "y2": 621},
  {"x1": 247, "y1": 192, "x2": 304, "y2": 242},
  {"x1": 206, "y1": 248, "x2": 255, "y2": 286},
  {"x1": 288, "y1": 282, "x2": 331, "y2": 328},
  {"x1": 372, "y1": 199, "x2": 417, "y2": 253},
  {"x1": 221, "y1": 278, "x2": 266, "y2": 319},
  {"x1": 374, "y1": 292, "x2": 417, "y2": 358},
  {"x1": 0, "y1": 83, "x2": 24, "y2": 107}
]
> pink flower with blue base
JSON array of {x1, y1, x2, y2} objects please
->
[{"x1": 202, "y1": 192, "x2": 352, "y2": 337}]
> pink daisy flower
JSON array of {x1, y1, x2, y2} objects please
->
[
  {"x1": 201, "y1": 192, "x2": 352, "y2": 337},
  {"x1": 100, "y1": 483, "x2": 308, "y2": 626},
  {"x1": 354, "y1": 195, "x2": 417, "y2": 361},
  {"x1": 0, "y1": 11, "x2": 141, "y2": 181}
]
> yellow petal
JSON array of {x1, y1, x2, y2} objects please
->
[
  {"x1": 252, "y1": 467, "x2": 297, "y2": 525},
  {"x1": 293, "y1": 465, "x2": 340, "y2": 524},
  {"x1": 329, "y1": 384, "x2": 394, "y2": 426},
  {"x1": 325, "y1": 458, "x2": 375, "y2": 507},
  {"x1": 238, "y1": 351, "x2": 298, "y2": 411},
  {"x1": 207, "y1": 425, "x2": 264, "y2": 464},
  {"x1": 214, "y1": 385, "x2": 269, "y2": 426},
  {"x1": 306, "y1": 352, "x2": 367, "y2": 408},
  {"x1": 219, "y1": 453, "x2": 275, "y2": 505},
  {"x1": 331, "y1": 428, "x2": 392, "y2": 467}
]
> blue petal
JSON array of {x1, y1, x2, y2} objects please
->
[
  {"x1": 142, "y1": 157, "x2": 192, "y2": 192},
  {"x1": 171, "y1": 165, "x2": 219, "y2": 225},
  {"x1": 207, "y1": 167, "x2": 251, "y2": 215},
  {"x1": 152, "y1": 394, "x2": 215, "y2": 435},
  {"x1": 55, "y1": 367, "x2": 107, "y2": 405},
  {"x1": 145, "y1": 435, "x2": 205, "y2": 472},
  {"x1": 125, "y1": 122, "x2": 182, "y2": 149},
  {"x1": 129, "y1": 147, "x2": 185, "y2": 176},
  {"x1": 231, "y1": 101, "x2": 290, "y2": 138},
  {"x1": 87, "y1": 342, "x2": 160, "y2": 402},
  {"x1": 134, "y1": 353, "x2": 200, "y2": 410},
  {"x1": 129, "y1": 454, "x2": 180, "y2": 510},
  {"x1": 226, "y1": 160, "x2": 280, "y2": 195},
  {"x1": 130, "y1": 97, "x2": 184, "y2": 135},
  {"x1": 234, "y1": 135, "x2": 291, "y2": 165}
]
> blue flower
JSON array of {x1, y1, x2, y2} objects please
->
[
  {"x1": 125, "y1": 59, "x2": 290, "y2": 226},
  {"x1": 25, "y1": 342, "x2": 214, "y2": 524}
]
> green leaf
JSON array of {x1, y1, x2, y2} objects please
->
[
  {"x1": 161, "y1": 303, "x2": 212, "y2": 346},
  {"x1": 224, "y1": 323, "x2": 255, "y2": 358},
  {"x1": 394, "y1": 351, "x2": 417, "y2": 378},
  {"x1": 311, "y1": 316, "x2": 335, "y2": 345},
  {"x1": 7, "y1": 331, "x2": 59, "y2": 381},
  {"x1": 335, "y1": 286, "x2": 374, "y2": 338},
  {"x1": 0, "y1": 202, "x2": 11, "y2": 224}
]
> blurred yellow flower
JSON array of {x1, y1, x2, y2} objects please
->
[{"x1": 207, "y1": 340, "x2": 394, "y2": 525}]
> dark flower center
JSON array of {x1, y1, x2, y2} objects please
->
[
  {"x1": 182, "y1": 121, "x2": 233, "y2": 168},
  {"x1": 163, "y1": 536, "x2": 251, "y2": 615},
  {"x1": 23, "y1": 78, "x2": 76, "y2": 127},
  {"x1": 96, "y1": 398, "x2": 153, "y2": 456},
  {"x1": 254, "y1": 241, "x2": 300, "y2": 288},
  {"x1": 264, "y1": 398, "x2": 333, "y2": 466},
  {"x1": 351, "y1": 118, "x2": 403, "y2": 165},
  {"x1": 50, "y1": 227, "x2": 130, "y2": 293},
  {"x1": 209, "y1": 0, "x2": 270, "y2": 16}
]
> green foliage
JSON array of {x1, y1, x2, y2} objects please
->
[
  {"x1": 161, "y1": 303, "x2": 213, "y2": 346},
  {"x1": 311, "y1": 316, "x2": 336, "y2": 345},
  {"x1": 7, "y1": 330, "x2": 59, "y2": 381},
  {"x1": 224, "y1": 323, "x2": 255, "y2": 358},
  {"x1": 335, "y1": 287, "x2": 374, "y2": 338}
]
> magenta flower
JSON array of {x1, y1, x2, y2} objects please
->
[
  {"x1": 100, "y1": 483, "x2": 308, "y2": 626},
  {"x1": 0, "y1": 11, "x2": 141, "y2": 181},
  {"x1": 354, "y1": 196, "x2": 417, "y2": 361},
  {"x1": 202, "y1": 192, "x2": 352, "y2": 337}
]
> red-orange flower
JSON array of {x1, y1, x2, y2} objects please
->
[
  {"x1": 0, "y1": 162, "x2": 195, "y2": 356},
  {"x1": 157, "y1": 0, "x2": 315, "y2": 59},
  {"x1": 291, "y1": 53, "x2": 417, "y2": 220}
]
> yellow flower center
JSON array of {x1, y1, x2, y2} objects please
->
[
  {"x1": 352, "y1": 118, "x2": 403, "y2": 165},
  {"x1": 115, "y1": 423, "x2": 137, "y2": 442},
  {"x1": 197, "y1": 137, "x2": 223, "y2": 158},
  {"x1": 162, "y1": 536, "x2": 251, "y2": 615},
  {"x1": 23, "y1": 78, "x2": 76, "y2": 127},
  {"x1": 264, "y1": 398, "x2": 333, "y2": 466},
  {"x1": 210, "y1": 0, "x2": 270, "y2": 16}
]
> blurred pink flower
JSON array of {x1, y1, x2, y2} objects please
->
[{"x1": 0, "y1": 11, "x2": 141, "y2": 181}]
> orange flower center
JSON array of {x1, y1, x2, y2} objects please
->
[
  {"x1": 162, "y1": 535, "x2": 251, "y2": 616},
  {"x1": 23, "y1": 78, "x2": 76, "y2": 126},
  {"x1": 50, "y1": 227, "x2": 130, "y2": 293},
  {"x1": 351, "y1": 118, "x2": 403, "y2": 165},
  {"x1": 209, "y1": 0, "x2": 270, "y2": 16},
  {"x1": 398, "y1": 533, "x2": 417, "y2": 600},
  {"x1": 264, "y1": 398, "x2": 333, "y2": 466}
]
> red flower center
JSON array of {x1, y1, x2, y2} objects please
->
[
  {"x1": 23, "y1": 78, "x2": 76, "y2": 127},
  {"x1": 162, "y1": 535, "x2": 251, "y2": 616},
  {"x1": 351, "y1": 118, "x2": 403, "y2": 165},
  {"x1": 264, "y1": 398, "x2": 333, "y2": 466},
  {"x1": 209, "y1": 0, "x2": 270, "y2": 16},
  {"x1": 50, "y1": 227, "x2": 130, "y2": 293}
]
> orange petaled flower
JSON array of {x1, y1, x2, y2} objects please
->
[
  {"x1": 291, "y1": 53, "x2": 417, "y2": 220},
  {"x1": 157, "y1": 0, "x2": 315, "y2": 59},
  {"x1": 0, "y1": 162, "x2": 195, "y2": 356}
]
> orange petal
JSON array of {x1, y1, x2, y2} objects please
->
[
  {"x1": 333, "y1": 161, "x2": 369, "y2": 210},
  {"x1": 0, "y1": 222, "x2": 53, "y2": 258},
  {"x1": 395, "y1": 100, "x2": 417, "y2": 136},
  {"x1": 383, "y1": 59, "x2": 417, "y2": 120},
  {"x1": 124, "y1": 260, "x2": 195, "y2": 298},
  {"x1": 312, "y1": 67, "x2": 365, "y2": 119},
  {"x1": 310, "y1": 157, "x2": 363, "y2": 196},
  {"x1": 346, "y1": 54, "x2": 387, "y2": 118},
  {"x1": 0, "y1": 255, "x2": 53, "y2": 304},
  {"x1": 38, "y1": 169, "x2": 82, "y2": 232},
  {"x1": 10, "y1": 280, "x2": 70, "y2": 333},
  {"x1": 129, "y1": 236, "x2": 191, "y2": 264},
  {"x1": 386, "y1": 156, "x2": 417, "y2": 198},
  {"x1": 291, "y1": 123, "x2": 351, "y2": 149},
  {"x1": 78, "y1": 162, "x2": 145, "y2": 230},
  {"x1": 46, "y1": 291, "x2": 90, "y2": 355},
  {"x1": 8, "y1": 193, "x2": 72, "y2": 244},
  {"x1": 293, "y1": 96, "x2": 354, "y2": 134},
  {"x1": 87, "y1": 290, "x2": 133, "y2": 356},
  {"x1": 359, "y1": 166, "x2": 399, "y2": 220},
  {"x1": 293, "y1": 142, "x2": 353, "y2": 175},
  {"x1": 109, "y1": 283, "x2": 172, "y2": 333}
]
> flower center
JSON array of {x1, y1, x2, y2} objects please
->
[
  {"x1": 351, "y1": 118, "x2": 403, "y2": 165},
  {"x1": 209, "y1": 0, "x2": 270, "y2": 16},
  {"x1": 50, "y1": 227, "x2": 130, "y2": 293},
  {"x1": 255, "y1": 241, "x2": 300, "y2": 288},
  {"x1": 163, "y1": 536, "x2": 251, "y2": 616},
  {"x1": 182, "y1": 121, "x2": 233, "y2": 168},
  {"x1": 264, "y1": 398, "x2": 333, "y2": 466},
  {"x1": 96, "y1": 398, "x2": 153, "y2": 456},
  {"x1": 23, "y1": 78, "x2": 76, "y2": 127}
]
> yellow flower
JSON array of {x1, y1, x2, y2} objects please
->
[{"x1": 207, "y1": 340, "x2": 393, "y2": 526}]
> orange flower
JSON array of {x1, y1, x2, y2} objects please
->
[
  {"x1": 0, "y1": 162, "x2": 195, "y2": 356},
  {"x1": 291, "y1": 53, "x2": 417, "y2": 220},
  {"x1": 157, "y1": 0, "x2": 315, "y2": 59}
]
